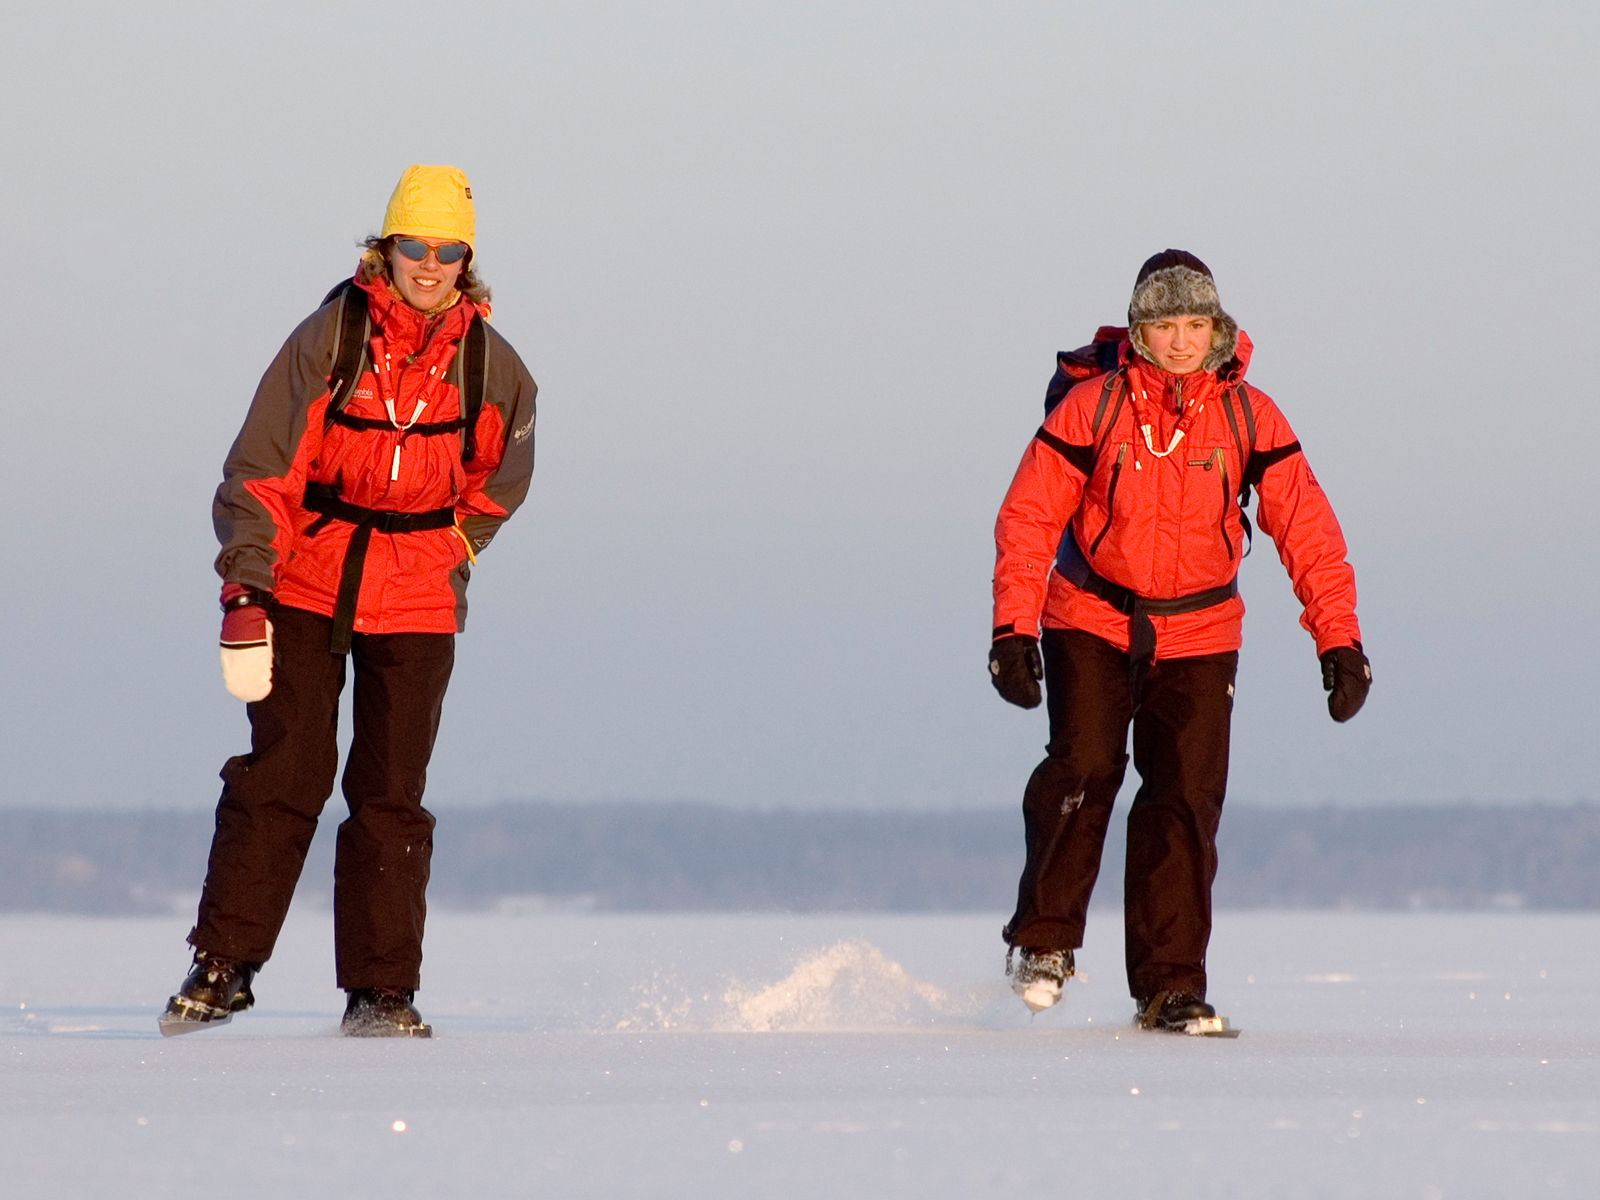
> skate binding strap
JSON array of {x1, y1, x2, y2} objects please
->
[
  {"x1": 158, "y1": 996, "x2": 232, "y2": 1036},
  {"x1": 157, "y1": 982, "x2": 255, "y2": 1037},
  {"x1": 1136, "y1": 991, "x2": 1241, "y2": 1038}
]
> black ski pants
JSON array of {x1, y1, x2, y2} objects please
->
[
  {"x1": 1004, "y1": 628, "x2": 1237, "y2": 1003},
  {"x1": 189, "y1": 605, "x2": 454, "y2": 991}
]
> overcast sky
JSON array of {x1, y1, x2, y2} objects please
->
[{"x1": 1, "y1": 0, "x2": 1596, "y2": 812}]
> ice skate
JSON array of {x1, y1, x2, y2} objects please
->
[
  {"x1": 342, "y1": 988, "x2": 433, "y2": 1038},
  {"x1": 158, "y1": 951, "x2": 257, "y2": 1036},
  {"x1": 1135, "y1": 991, "x2": 1239, "y2": 1037},
  {"x1": 1007, "y1": 947, "x2": 1074, "y2": 1012}
]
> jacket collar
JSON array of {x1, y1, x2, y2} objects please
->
[
  {"x1": 355, "y1": 268, "x2": 477, "y2": 356},
  {"x1": 1122, "y1": 328, "x2": 1254, "y2": 409}
]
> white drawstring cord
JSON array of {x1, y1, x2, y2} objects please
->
[
  {"x1": 384, "y1": 398, "x2": 428, "y2": 480},
  {"x1": 1139, "y1": 424, "x2": 1187, "y2": 457},
  {"x1": 1135, "y1": 384, "x2": 1204, "y2": 458}
]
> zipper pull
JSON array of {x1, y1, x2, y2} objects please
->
[{"x1": 391, "y1": 445, "x2": 401, "y2": 481}]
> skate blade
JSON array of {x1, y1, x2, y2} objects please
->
[
  {"x1": 1181, "y1": 1016, "x2": 1240, "y2": 1038},
  {"x1": 342, "y1": 1022, "x2": 433, "y2": 1039},
  {"x1": 158, "y1": 1010, "x2": 233, "y2": 1038},
  {"x1": 1019, "y1": 981, "x2": 1062, "y2": 1013}
]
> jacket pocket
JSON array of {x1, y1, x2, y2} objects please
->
[
  {"x1": 1089, "y1": 443, "x2": 1129, "y2": 557},
  {"x1": 1187, "y1": 448, "x2": 1236, "y2": 561}
]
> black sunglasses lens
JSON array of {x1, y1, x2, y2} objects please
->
[{"x1": 394, "y1": 238, "x2": 466, "y2": 264}]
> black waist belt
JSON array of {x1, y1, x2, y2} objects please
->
[
  {"x1": 1054, "y1": 531, "x2": 1237, "y2": 692},
  {"x1": 1076, "y1": 568, "x2": 1237, "y2": 675},
  {"x1": 1072, "y1": 570, "x2": 1239, "y2": 620},
  {"x1": 302, "y1": 482, "x2": 455, "y2": 654}
]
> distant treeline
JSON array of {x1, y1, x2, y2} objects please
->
[{"x1": 1, "y1": 802, "x2": 1597, "y2": 915}]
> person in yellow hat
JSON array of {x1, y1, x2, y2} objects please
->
[{"x1": 160, "y1": 165, "x2": 538, "y2": 1038}]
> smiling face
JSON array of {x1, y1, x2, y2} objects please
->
[
  {"x1": 387, "y1": 237, "x2": 468, "y2": 311},
  {"x1": 1138, "y1": 314, "x2": 1215, "y2": 375},
  {"x1": 1139, "y1": 315, "x2": 1209, "y2": 376}
]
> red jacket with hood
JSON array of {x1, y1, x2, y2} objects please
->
[
  {"x1": 992, "y1": 332, "x2": 1359, "y2": 659},
  {"x1": 213, "y1": 267, "x2": 537, "y2": 635}
]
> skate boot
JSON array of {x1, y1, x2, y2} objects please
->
[
  {"x1": 159, "y1": 951, "x2": 258, "y2": 1037},
  {"x1": 341, "y1": 988, "x2": 432, "y2": 1038},
  {"x1": 1007, "y1": 947, "x2": 1074, "y2": 1013},
  {"x1": 1136, "y1": 991, "x2": 1235, "y2": 1036}
]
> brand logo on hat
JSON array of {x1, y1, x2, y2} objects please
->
[{"x1": 464, "y1": 187, "x2": 472, "y2": 199}]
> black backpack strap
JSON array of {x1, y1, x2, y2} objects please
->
[
  {"x1": 1219, "y1": 384, "x2": 1255, "y2": 500},
  {"x1": 321, "y1": 277, "x2": 354, "y2": 308},
  {"x1": 459, "y1": 314, "x2": 488, "y2": 464},
  {"x1": 1218, "y1": 382, "x2": 1258, "y2": 556},
  {"x1": 324, "y1": 280, "x2": 370, "y2": 424},
  {"x1": 1225, "y1": 380, "x2": 1304, "y2": 511},
  {"x1": 1236, "y1": 382, "x2": 1257, "y2": 468},
  {"x1": 1089, "y1": 368, "x2": 1125, "y2": 442}
]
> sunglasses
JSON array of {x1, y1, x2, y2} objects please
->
[{"x1": 393, "y1": 237, "x2": 469, "y2": 265}]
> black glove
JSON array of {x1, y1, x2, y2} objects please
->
[
  {"x1": 1320, "y1": 643, "x2": 1371, "y2": 723},
  {"x1": 989, "y1": 635, "x2": 1043, "y2": 709}
]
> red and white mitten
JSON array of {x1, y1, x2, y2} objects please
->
[{"x1": 219, "y1": 583, "x2": 273, "y2": 702}]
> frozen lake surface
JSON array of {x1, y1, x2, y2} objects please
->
[{"x1": 0, "y1": 909, "x2": 1595, "y2": 1198}]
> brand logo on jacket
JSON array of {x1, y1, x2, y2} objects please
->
[{"x1": 512, "y1": 416, "x2": 533, "y2": 443}]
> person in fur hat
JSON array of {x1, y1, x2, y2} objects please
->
[
  {"x1": 988, "y1": 250, "x2": 1370, "y2": 1030},
  {"x1": 159, "y1": 165, "x2": 538, "y2": 1038}
]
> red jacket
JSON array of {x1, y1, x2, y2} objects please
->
[
  {"x1": 993, "y1": 332, "x2": 1360, "y2": 658},
  {"x1": 213, "y1": 268, "x2": 537, "y2": 634}
]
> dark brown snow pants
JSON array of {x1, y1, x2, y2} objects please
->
[
  {"x1": 189, "y1": 605, "x2": 454, "y2": 990},
  {"x1": 1004, "y1": 628, "x2": 1237, "y2": 1002}
]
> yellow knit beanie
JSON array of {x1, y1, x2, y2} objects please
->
[{"x1": 381, "y1": 165, "x2": 475, "y2": 248}]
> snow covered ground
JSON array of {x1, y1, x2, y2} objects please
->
[{"x1": 0, "y1": 909, "x2": 1594, "y2": 1199}]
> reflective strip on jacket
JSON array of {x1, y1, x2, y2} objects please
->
[
  {"x1": 992, "y1": 331, "x2": 1360, "y2": 658},
  {"x1": 212, "y1": 269, "x2": 537, "y2": 634}
]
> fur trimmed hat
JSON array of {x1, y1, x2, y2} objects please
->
[{"x1": 1127, "y1": 249, "x2": 1238, "y2": 372}]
